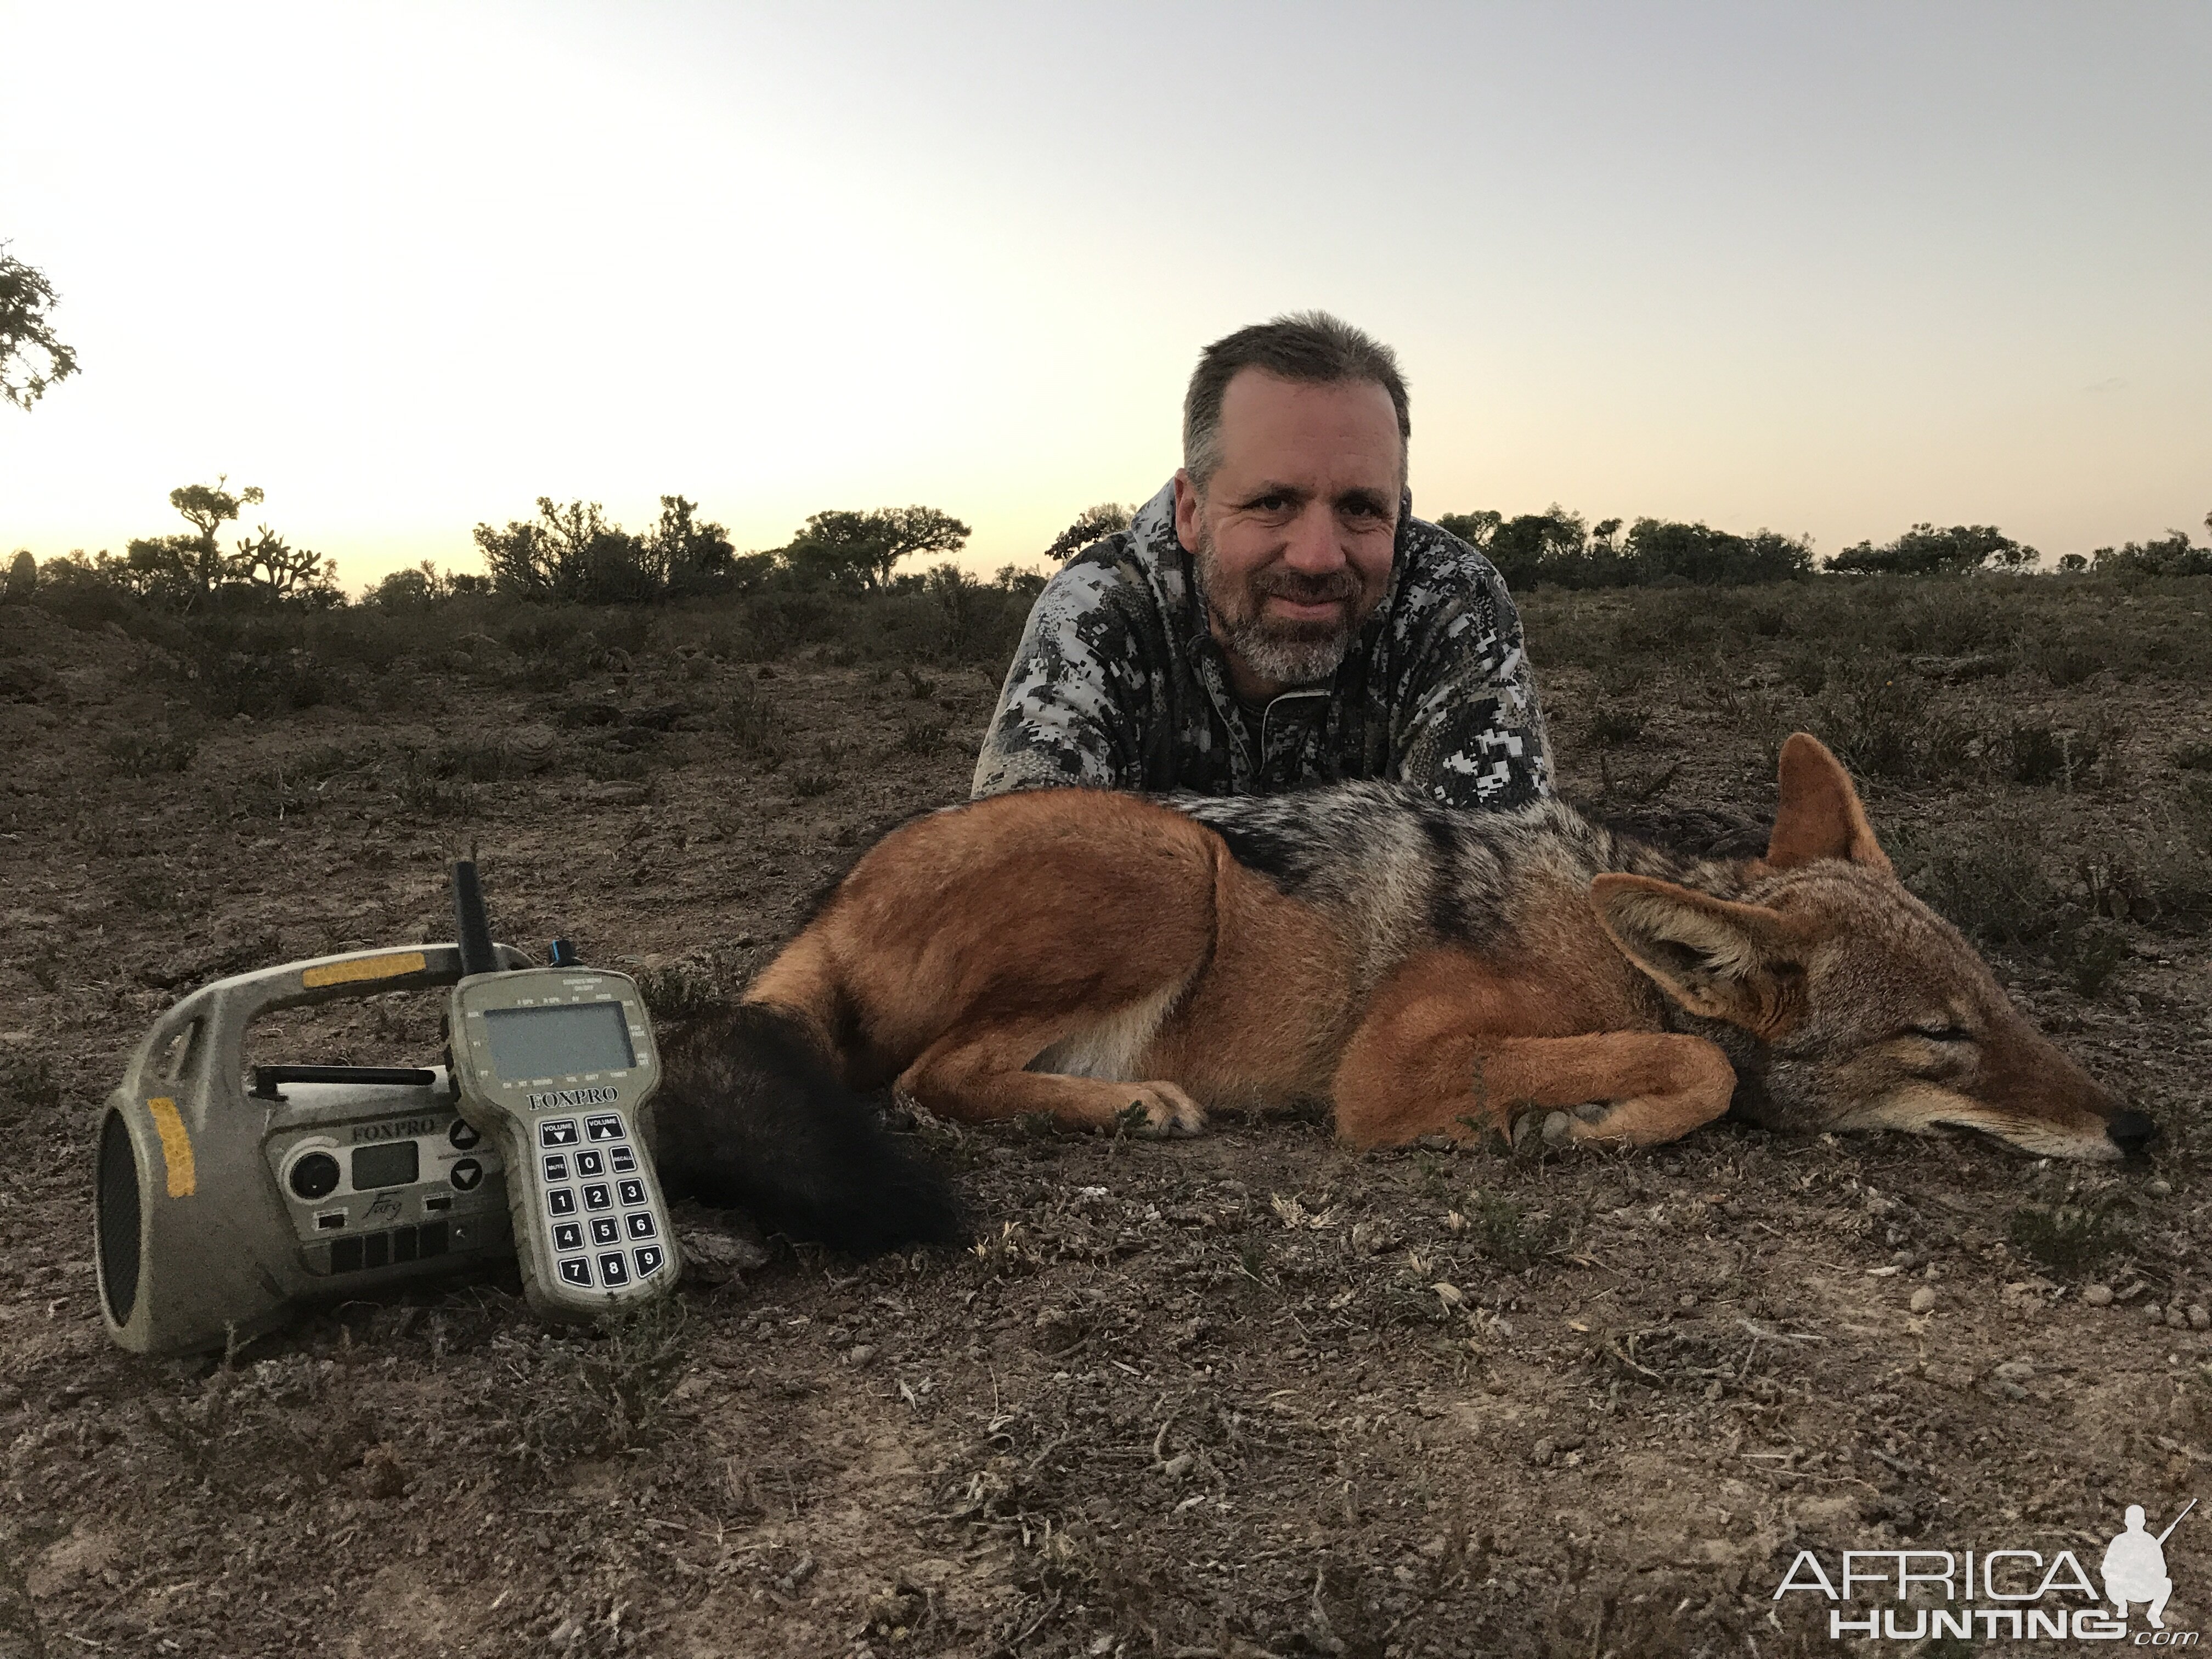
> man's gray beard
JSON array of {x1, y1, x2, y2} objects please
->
[{"x1": 1195, "y1": 537, "x2": 1357, "y2": 690}]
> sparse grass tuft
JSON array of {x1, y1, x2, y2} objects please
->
[
  {"x1": 635, "y1": 957, "x2": 727, "y2": 1019},
  {"x1": 394, "y1": 751, "x2": 478, "y2": 819},
  {"x1": 898, "y1": 715, "x2": 948, "y2": 754},
  {"x1": 2182, "y1": 777, "x2": 2212, "y2": 855},
  {"x1": 2001, "y1": 723, "x2": 2066, "y2": 786},
  {"x1": 2006, "y1": 1201, "x2": 2128, "y2": 1274},
  {"x1": 1585, "y1": 705, "x2": 1647, "y2": 748},
  {"x1": 0, "y1": 1056, "x2": 63, "y2": 1121},
  {"x1": 2055, "y1": 920, "x2": 2131, "y2": 999},
  {"x1": 104, "y1": 725, "x2": 199, "y2": 776},
  {"x1": 517, "y1": 1296, "x2": 691, "y2": 1468},
  {"x1": 1461, "y1": 1190, "x2": 1570, "y2": 1270},
  {"x1": 724, "y1": 681, "x2": 784, "y2": 765}
]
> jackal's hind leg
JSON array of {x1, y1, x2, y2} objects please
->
[{"x1": 898, "y1": 1019, "x2": 1206, "y2": 1137}]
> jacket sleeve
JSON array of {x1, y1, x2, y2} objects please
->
[
  {"x1": 1389, "y1": 546, "x2": 1553, "y2": 809},
  {"x1": 970, "y1": 555, "x2": 1154, "y2": 798}
]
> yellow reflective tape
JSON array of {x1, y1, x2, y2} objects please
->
[
  {"x1": 146, "y1": 1097, "x2": 196, "y2": 1198},
  {"x1": 302, "y1": 950, "x2": 428, "y2": 990}
]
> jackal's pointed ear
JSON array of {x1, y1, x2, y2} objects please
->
[
  {"x1": 1592, "y1": 874, "x2": 1809, "y2": 1034},
  {"x1": 1766, "y1": 733, "x2": 1891, "y2": 873}
]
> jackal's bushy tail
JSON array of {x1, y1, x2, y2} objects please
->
[{"x1": 650, "y1": 1003, "x2": 966, "y2": 1253}]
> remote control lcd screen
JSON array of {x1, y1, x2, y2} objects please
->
[
  {"x1": 351, "y1": 1140, "x2": 420, "y2": 1190},
  {"x1": 484, "y1": 1001, "x2": 636, "y2": 1080}
]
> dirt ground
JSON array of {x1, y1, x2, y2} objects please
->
[{"x1": 3, "y1": 578, "x2": 2210, "y2": 1657}]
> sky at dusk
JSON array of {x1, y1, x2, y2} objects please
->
[{"x1": 3, "y1": 1, "x2": 2208, "y2": 589}]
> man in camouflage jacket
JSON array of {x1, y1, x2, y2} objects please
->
[{"x1": 972, "y1": 315, "x2": 1551, "y2": 810}]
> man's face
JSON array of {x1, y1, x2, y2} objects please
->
[{"x1": 1173, "y1": 368, "x2": 1402, "y2": 699}]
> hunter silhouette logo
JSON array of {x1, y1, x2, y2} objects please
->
[{"x1": 2106, "y1": 1500, "x2": 2193, "y2": 1630}]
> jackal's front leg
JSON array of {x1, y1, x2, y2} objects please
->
[{"x1": 1330, "y1": 974, "x2": 1735, "y2": 1149}]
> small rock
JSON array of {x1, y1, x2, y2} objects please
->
[
  {"x1": 1703, "y1": 1380, "x2": 1724, "y2": 1403},
  {"x1": 2169, "y1": 1305, "x2": 2190, "y2": 1329},
  {"x1": 503, "y1": 723, "x2": 560, "y2": 767},
  {"x1": 679, "y1": 1227, "x2": 770, "y2": 1279},
  {"x1": 2084, "y1": 1283, "x2": 2114, "y2": 1306},
  {"x1": 1910, "y1": 1288, "x2": 1937, "y2": 1315},
  {"x1": 2190, "y1": 1306, "x2": 2209, "y2": 1331},
  {"x1": 1531, "y1": 1437, "x2": 1555, "y2": 1466},
  {"x1": 844, "y1": 1344, "x2": 877, "y2": 1367},
  {"x1": 2148, "y1": 1301, "x2": 2168, "y2": 1324},
  {"x1": 2148, "y1": 1178, "x2": 2174, "y2": 1199},
  {"x1": 1994, "y1": 1360, "x2": 2034, "y2": 1382},
  {"x1": 1541, "y1": 1111, "x2": 1573, "y2": 1147},
  {"x1": 359, "y1": 1443, "x2": 408, "y2": 1499}
]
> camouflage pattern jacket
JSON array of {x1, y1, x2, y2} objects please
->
[{"x1": 972, "y1": 482, "x2": 1552, "y2": 809}]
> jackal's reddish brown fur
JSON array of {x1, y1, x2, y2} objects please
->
[{"x1": 701, "y1": 735, "x2": 2148, "y2": 1188}]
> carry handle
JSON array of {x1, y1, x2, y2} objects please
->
[{"x1": 120, "y1": 941, "x2": 532, "y2": 1108}]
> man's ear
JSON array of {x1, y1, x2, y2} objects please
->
[
  {"x1": 1766, "y1": 733, "x2": 1890, "y2": 873},
  {"x1": 1172, "y1": 470, "x2": 1202, "y2": 556},
  {"x1": 1592, "y1": 874, "x2": 1809, "y2": 1034}
]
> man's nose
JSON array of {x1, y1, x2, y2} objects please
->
[{"x1": 1281, "y1": 504, "x2": 1347, "y2": 572}]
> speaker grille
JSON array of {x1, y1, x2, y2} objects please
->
[{"x1": 97, "y1": 1109, "x2": 142, "y2": 1327}]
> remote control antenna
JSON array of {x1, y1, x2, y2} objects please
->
[{"x1": 453, "y1": 860, "x2": 500, "y2": 977}]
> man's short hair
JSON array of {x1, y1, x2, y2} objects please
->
[{"x1": 1182, "y1": 311, "x2": 1411, "y2": 493}]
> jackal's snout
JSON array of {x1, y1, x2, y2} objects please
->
[{"x1": 2106, "y1": 1107, "x2": 2160, "y2": 1159}]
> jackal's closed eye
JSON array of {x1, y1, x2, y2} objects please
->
[{"x1": 1908, "y1": 1023, "x2": 1973, "y2": 1044}]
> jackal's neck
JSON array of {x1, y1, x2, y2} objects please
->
[{"x1": 1584, "y1": 812, "x2": 1760, "y2": 902}]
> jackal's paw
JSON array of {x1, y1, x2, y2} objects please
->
[{"x1": 1118, "y1": 1083, "x2": 1207, "y2": 1138}]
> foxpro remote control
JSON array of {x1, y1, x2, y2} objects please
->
[{"x1": 443, "y1": 862, "x2": 681, "y2": 1318}]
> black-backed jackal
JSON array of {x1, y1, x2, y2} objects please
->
[{"x1": 651, "y1": 735, "x2": 2153, "y2": 1250}]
